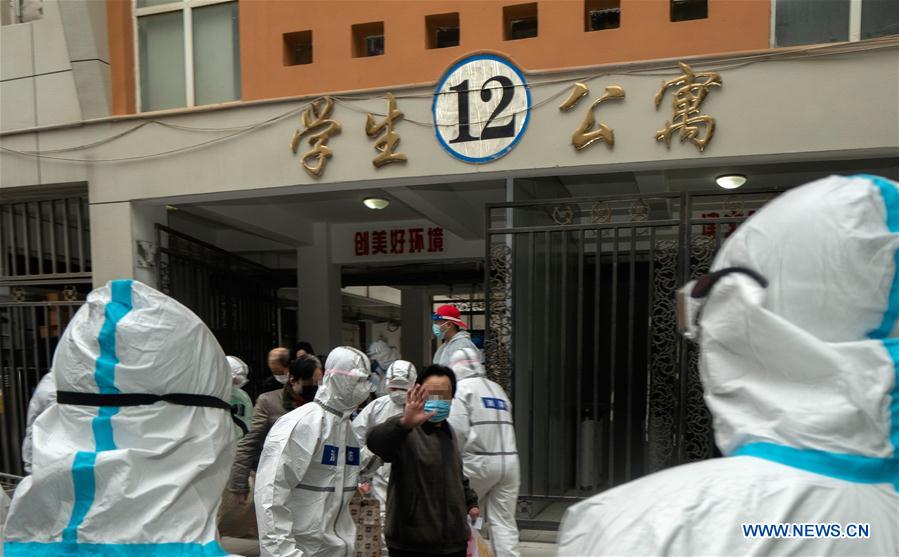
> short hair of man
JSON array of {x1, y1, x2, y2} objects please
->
[
  {"x1": 295, "y1": 341, "x2": 315, "y2": 355},
  {"x1": 416, "y1": 364, "x2": 457, "y2": 396},
  {"x1": 289, "y1": 354, "x2": 322, "y2": 382},
  {"x1": 270, "y1": 347, "x2": 290, "y2": 367}
]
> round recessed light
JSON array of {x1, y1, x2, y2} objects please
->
[
  {"x1": 716, "y1": 174, "x2": 747, "y2": 189},
  {"x1": 363, "y1": 197, "x2": 390, "y2": 210}
]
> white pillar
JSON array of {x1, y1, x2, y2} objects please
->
[
  {"x1": 89, "y1": 201, "x2": 167, "y2": 289},
  {"x1": 296, "y1": 223, "x2": 342, "y2": 354}
]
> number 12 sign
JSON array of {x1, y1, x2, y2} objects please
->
[{"x1": 433, "y1": 54, "x2": 531, "y2": 164}]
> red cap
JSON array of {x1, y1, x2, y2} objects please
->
[{"x1": 432, "y1": 304, "x2": 467, "y2": 328}]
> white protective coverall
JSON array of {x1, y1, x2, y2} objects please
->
[
  {"x1": 447, "y1": 347, "x2": 520, "y2": 557},
  {"x1": 433, "y1": 329, "x2": 478, "y2": 367},
  {"x1": 255, "y1": 346, "x2": 372, "y2": 557},
  {"x1": 21, "y1": 371, "x2": 56, "y2": 474},
  {"x1": 3, "y1": 279, "x2": 236, "y2": 557},
  {"x1": 1, "y1": 488, "x2": 9, "y2": 556},
  {"x1": 352, "y1": 360, "x2": 417, "y2": 552},
  {"x1": 367, "y1": 340, "x2": 397, "y2": 397},
  {"x1": 227, "y1": 355, "x2": 253, "y2": 438},
  {"x1": 559, "y1": 175, "x2": 899, "y2": 556}
]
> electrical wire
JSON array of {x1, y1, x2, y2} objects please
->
[{"x1": 1, "y1": 38, "x2": 896, "y2": 163}]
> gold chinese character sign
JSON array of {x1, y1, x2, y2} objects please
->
[
  {"x1": 365, "y1": 93, "x2": 407, "y2": 168},
  {"x1": 559, "y1": 83, "x2": 625, "y2": 151},
  {"x1": 290, "y1": 97, "x2": 342, "y2": 177},
  {"x1": 654, "y1": 62, "x2": 722, "y2": 153}
]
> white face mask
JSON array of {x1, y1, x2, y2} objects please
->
[
  {"x1": 389, "y1": 390, "x2": 407, "y2": 406},
  {"x1": 274, "y1": 373, "x2": 288, "y2": 385}
]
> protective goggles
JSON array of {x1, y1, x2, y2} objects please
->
[{"x1": 676, "y1": 266, "x2": 768, "y2": 340}]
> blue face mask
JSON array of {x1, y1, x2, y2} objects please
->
[
  {"x1": 424, "y1": 399, "x2": 451, "y2": 422},
  {"x1": 432, "y1": 323, "x2": 445, "y2": 341}
]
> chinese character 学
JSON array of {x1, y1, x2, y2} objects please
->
[
  {"x1": 654, "y1": 62, "x2": 722, "y2": 153},
  {"x1": 559, "y1": 82, "x2": 626, "y2": 151},
  {"x1": 365, "y1": 93, "x2": 408, "y2": 168},
  {"x1": 290, "y1": 97, "x2": 342, "y2": 177}
]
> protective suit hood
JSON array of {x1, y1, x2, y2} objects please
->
[
  {"x1": 448, "y1": 347, "x2": 486, "y2": 380},
  {"x1": 316, "y1": 346, "x2": 372, "y2": 413},
  {"x1": 384, "y1": 360, "x2": 417, "y2": 390},
  {"x1": 699, "y1": 175, "x2": 899, "y2": 469},
  {"x1": 227, "y1": 355, "x2": 250, "y2": 388},
  {"x1": 4, "y1": 280, "x2": 234, "y2": 555},
  {"x1": 367, "y1": 340, "x2": 397, "y2": 369}
]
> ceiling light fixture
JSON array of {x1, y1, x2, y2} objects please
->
[
  {"x1": 363, "y1": 197, "x2": 390, "y2": 210},
  {"x1": 715, "y1": 174, "x2": 747, "y2": 189}
]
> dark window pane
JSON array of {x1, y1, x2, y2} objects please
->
[
  {"x1": 671, "y1": 0, "x2": 707, "y2": 22},
  {"x1": 861, "y1": 0, "x2": 899, "y2": 39},
  {"x1": 775, "y1": 0, "x2": 849, "y2": 46}
]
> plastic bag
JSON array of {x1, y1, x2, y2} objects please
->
[{"x1": 467, "y1": 517, "x2": 493, "y2": 557}]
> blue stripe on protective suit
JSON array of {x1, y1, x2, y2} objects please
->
[
  {"x1": 61, "y1": 279, "x2": 133, "y2": 544},
  {"x1": 731, "y1": 175, "x2": 899, "y2": 492},
  {"x1": 4, "y1": 541, "x2": 228, "y2": 557}
]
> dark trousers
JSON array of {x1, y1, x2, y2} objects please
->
[{"x1": 388, "y1": 549, "x2": 466, "y2": 557}]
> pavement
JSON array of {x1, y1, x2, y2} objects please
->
[{"x1": 221, "y1": 532, "x2": 558, "y2": 556}]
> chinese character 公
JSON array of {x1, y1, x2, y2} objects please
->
[{"x1": 559, "y1": 82, "x2": 625, "y2": 151}]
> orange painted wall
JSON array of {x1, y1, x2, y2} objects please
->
[
  {"x1": 109, "y1": 0, "x2": 771, "y2": 114},
  {"x1": 107, "y1": 0, "x2": 135, "y2": 115}
]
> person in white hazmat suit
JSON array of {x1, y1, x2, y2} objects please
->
[
  {"x1": 21, "y1": 371, "x2": 56, "y2": 474},
  {"x1": 447, "y1": 347, "x2": 520, "y2": 557},
  {"x1": 255, "y1": 346, "x2": 372, "y2": 557},
  {"x1": 367, "y1": 340, "x2": 398, "y2": 398},
  {"x1": 227, "y1": 355, "x2": 254, "y2": 438},
  {"x1": 432, "y1": 304, "x2": 478, "y2": 367},
  {"x1": 559, "y1": 174, "x2": 899, "y2": 556},
  {"x1": 3, "y1": 279, "x2": 237, "y2": 557},
  {"x1": 352, "y1": 360, "x2": 418, "y2": 554}
]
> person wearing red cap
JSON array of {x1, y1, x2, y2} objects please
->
[{"x1": 432, "y1": 304, "x2": 478, "y2": 366}]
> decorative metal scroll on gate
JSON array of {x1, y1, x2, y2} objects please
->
[
  {"x1": 647, "y1": 239, "x2": 680, "y2": 472},
  {"x1": 485, "y1": 243, "x2": 513, "y2": 394}
]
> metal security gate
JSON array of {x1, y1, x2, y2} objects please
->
[
  {"x1": 156, "y1": 225, "x2": 279, "y2": 397},
  {"x1": 483, "y1": 188, "x2": 782, "y2": 513},
  {"x1": 1, "y1": 193, "x2": 91, "y2": 474}
]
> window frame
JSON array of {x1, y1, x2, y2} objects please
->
[
  {"x1": 770, "y1": 0, "x2": 866, "y2": 48},
  {"x1": 132, "y1": 0, "x2": 237, "y2": 112}
]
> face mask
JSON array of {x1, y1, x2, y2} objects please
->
[
  {"x1": 350, "y1": 380, "x2": 371, "y2": 408},
  {"x1": 301, "y1": 385, "x2": 318, "y2": 401},
  {"x1": 424, "y1": 399, "x2": 451, "y2": 422},
  {"x1": 432, "y1": 323, "x2": 445, "y2": 341},
  {"x1": 274, "y1": 373, "x2": 288, "y2": 385},
  {"x1": 389, "y1": 390, "x2": 407, "y2": 406}
]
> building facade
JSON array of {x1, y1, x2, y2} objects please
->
[{"x1": 2, "y1": 0, "x2": 898, "y2": 523}]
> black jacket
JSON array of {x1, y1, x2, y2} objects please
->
[
  {"x1": 367, "y1": 416, "x2": 478, "y2": 554},
  {"x1": 259, "y1": 374, "x2": 285, "y2": 395}
]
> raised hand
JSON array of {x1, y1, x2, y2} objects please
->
[{"x1": 399, "y1": 384, "x2": 436, "y2": 429}]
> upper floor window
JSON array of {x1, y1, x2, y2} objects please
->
[
  {"x1": 775, "y1": 0, "x2": 899, "y2": 47},
  {"x1": 135, "y1": 0, "x2": 240, "y2": 112}
]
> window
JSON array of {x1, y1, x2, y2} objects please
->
[
  {"x1": 135, "y1": 0, "x2": 240, "y2": 112},
  {"x1": 774, "y1": 0, "x2": 898, "y2": 46},
  {"x1": 284, "y1": 30, "x2": 313, "y2": 66},
  {"x1": 426, "y1": 12, "x2": 460, "y2": 49},
  {"x1": 670, "y1": 0, "x2": 707, "y2": 22},
  {"x1": 352, "y1": 21, "x2": 384, "y2": 58},
  {"x1": 504, "y1": 3, "x2": 538, "y2": 40},
  {"x1": 585, "y1": 0, "x2": 620, "y2": 31},
  {"x1": 861, "y1": 0, "x2": 899, "y2": 39},
  {"x1": 774, "y1": 0, "x2": 848, "y2": 46}
]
